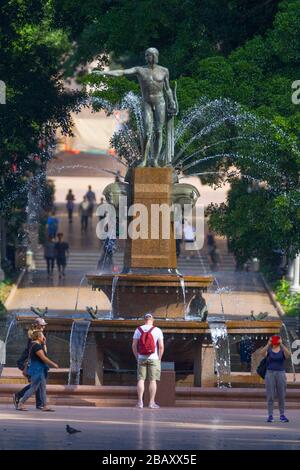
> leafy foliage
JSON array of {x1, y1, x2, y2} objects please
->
[{"x1": 274, "y1": 279, "x2": 300, "y2": 316}]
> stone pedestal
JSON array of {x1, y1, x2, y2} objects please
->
[
  {"x1": 124, "y1": 167, "x2": 176, "y2": 270},
  {"x1": 193, "y1": 341, "x2": 202, "y2": 386},
  {"x1": 82, "y1": 333, "x2": 104, "y2": 385},
  {"x1": 87, "y1": 166, "x2": 213, "y2": 319},
  {"x1": 201, "y1": 344, "x2": 215, "y2": 387},
  {"x1": 143, "y1": 362, "x2": 176, "y2": 406}
]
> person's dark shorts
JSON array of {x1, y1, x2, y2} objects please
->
[{"x1": 56, "y1": 257, "x2": 66, "y2": 267}]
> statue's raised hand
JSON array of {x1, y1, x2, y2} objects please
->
[{"x1": 167, "y1": 101, "x2": 177, "y2": 116}]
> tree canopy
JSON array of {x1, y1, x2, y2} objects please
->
[
  {"x1": 1, "y1": 0, "x2": 300, "y2": 273},
  {"x1": 0, "y1": 0, "x2": 82, "y2": 251}
]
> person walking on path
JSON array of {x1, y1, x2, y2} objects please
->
[
  {"x1": 261, "y1": 335, "x2": 291, "y2": 423},
  {"x1": 183, "y1": 219, "x2": 195, "y2": 259},
  {"x1": 209, "y1": 243, "x2": 221, "y2": 271},
  {"x1": 85, "y1": 185, "x2": 96, "y2": 219},
  {"x1": 98, "y1": 197, "x2": 107, "y2": 222},
  {"x1": 16, "y1": 330, "x2": 58, "y2": 411},
  {"x1": 132, "y1": 313, "x2": 164, "y2": 409},
  {"x1": 43, "y1": 237, "x2": 55, "y2": 278},
  {"x1": 14, "y1": 318, "x2": 48, "y2": 410},
  {"x1": 97, "y1": 236, "x2": 116, "y2": 272},
  {"x1": 79, "y1": 196, "x2": 90, "y2": 233},
  {"x1": 66, "y1": 189, "x2": 75, "y2": 223},
  {"x1": 54, "y1": 233, "x2": 69, "y2": 278},
  {"x1": 207, "y1": 231, "x2": 215, "y2": 255},
  {"x1": 46, "y1": 210, "x2": 59, "y2": 239}
]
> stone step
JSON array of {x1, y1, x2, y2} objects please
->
[{"x1": 1, "y1": 384, "x2": 300, "y2": 408}]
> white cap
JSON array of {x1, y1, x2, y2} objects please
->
[
  {"x1": 144, "y1": 313, "x2": 153, "y2": 319},
  {"x1": 33, "y1": 317, "x2": 47, "y2": 326}
]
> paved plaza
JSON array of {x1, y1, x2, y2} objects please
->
[{"x1": 0, "y1": 405, "x2": 300, "y2": 450}]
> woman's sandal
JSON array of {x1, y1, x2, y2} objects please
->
[
  {"x1": 40, "y1": 407, "x2": 55, "y2": 412},
  {"x1": 17, "y1": 404, "x2": 28, "y2": 411}
]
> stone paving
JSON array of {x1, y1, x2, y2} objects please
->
[{"x1": 0, "y1": 405, "x2": 300, "y2": 450}]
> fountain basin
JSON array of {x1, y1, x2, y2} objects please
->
[
  {"x1": 86, "y1": 272, "x2": 214, "y2": 318},
  {"x1": 16, "y1": 316, "x2": 282, "y2": 334},
  {"x1": 15, "y1": 316, "x2": 282, "y2": 388}
]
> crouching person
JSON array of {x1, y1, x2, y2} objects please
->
[
  {"x1": 17, "y1": 331, "x2": 59, "y2": 412},
  {"x1": 132, "y1": 313, "x2": 164, "y2": 409}
]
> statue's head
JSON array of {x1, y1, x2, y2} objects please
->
[{"x1": 145, "y1": 47, "x2": 159, "y2": 65}]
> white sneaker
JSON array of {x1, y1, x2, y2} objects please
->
[
  {"x1": 135, "y1": 401, "x2": 143, "y2": 408},
  {"x1": 148, "y1": 403, "x2": 160, "y2": 409}
]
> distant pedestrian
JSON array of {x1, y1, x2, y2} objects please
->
[
  {"x1": 85, "y1": 185, "x2": 96, "y2": 218},
  {"x1": 14, "y1": 318, "x2": 48, "y2": 410},
  {"x1": 44, "y1": 237, "x2": 55, "y2": 277},
  {"x1": 97, "y1": 236, "x2": 116, "y2": 272},
  {"x1": 209, "y1": 244, "x2": 221, "y2": 271},
  {"x1": 79, "y1": 196, "x2": 90, "y2": 233},
  {"x1": 207, "y1": 231, "x2": 215, "y2": 255},
  {"x1": 183, "y1": 219, "x2": 195, "y2": 259},
  {"x1": 132, "y1": 313, "x2": 164, "y2": 409},
  {"x1": 46, "y1": 210, "x2": 59, "y2": 239},
  {"x1": 55, "y1": 233, "x2": 69, "y2": 278},
  {"x1": 174, "y1": 220, "x2": 182, "y2": 258},
  {"x1": 98, "y1": 197, "x2": 107, "y2": 222},
  {"x1": 260, "y1": 335, "x2": 291, "y2": 423},
  {"x1": 16, "y1": 330, "x2": 58, "y2": 412},
  {"x1": 66, "y1": 189, "x2": 75, "y2": 223}
]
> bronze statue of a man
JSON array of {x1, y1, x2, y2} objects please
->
[{"x1": 93, "y1": 47, "x2": 177, "y2": 167}]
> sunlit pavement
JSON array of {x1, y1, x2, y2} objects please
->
[{"x1": 1, "y1": 405, "x2": 300, "y2": 450}]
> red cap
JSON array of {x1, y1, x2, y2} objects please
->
[{"x1": 271, "y1": 335, "x2": 280, "y2": 346}]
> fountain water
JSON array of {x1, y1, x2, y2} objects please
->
[
  {"x1": 0, "y1": 316, "x2": 16, "y2": 377},
  {"x1": 10, "y1": 67, "x2": 290, "y2": 392},
  {"x1": 74, "y1": 276, "x2": 87, "y2": 312},
  {"x1": 68, "y1": 320, "x2": 91, "y2": 385},
  {"x1": 179, "y1": 276, "x2": 186, "y2": 312},
  {"x1": 280, "y1": 323, "x2": 296, "y2": 383},
  {"x1": 207, "y1": 315, "x2": 231, "y2": 388},
  {"x1": 110, "y1": 276, "x2": 119, "y2": 319}
]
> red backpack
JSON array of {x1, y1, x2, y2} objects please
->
[{"x1": 137, "y1": 326, "x2": 156, "y2": 355}]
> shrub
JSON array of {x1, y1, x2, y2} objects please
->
[{"x1": 274, "y1": 279, "x2": 300, "y2": 316}]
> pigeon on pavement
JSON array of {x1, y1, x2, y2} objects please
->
[{"x1": 66, "y1": 424, "x2": 81, "y2": 434}]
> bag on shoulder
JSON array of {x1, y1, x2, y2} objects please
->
[
  {"x1": 18, "y1": 345, "x2": 33, "y2": 378},
  {"x1": 137, "y1": 326, "x2": 156, "y2": 355},
  {"x1": 256, "y1": 355, "x2": 268, "y2": 379},
  {"x1": 22, "y1": 360, "x2": 30, "y2": 378},
  {"x1": 17, "y1": 347, "x2": 29, "y2": 372}
]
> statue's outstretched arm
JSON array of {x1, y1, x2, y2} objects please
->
[{"x1": 93, "y1": 67, "x2": 138, "y2": 77}]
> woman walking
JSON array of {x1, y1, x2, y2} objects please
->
[
  {"x1": 66, "y1": 189, "x2": 75, "y2": 223},
  {"x1": 17, "y1": 330, "x2": 58, "y2": 411},
  {"x1": 14, "y1": 318, "x2": 47, "y2": 409},
  {"x1": 261, "y1": 335, "x2": 291, "y2": 423}
]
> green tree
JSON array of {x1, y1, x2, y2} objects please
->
[{"x1": 0, "y1": 0, "x2": 82, "y2": 273}]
